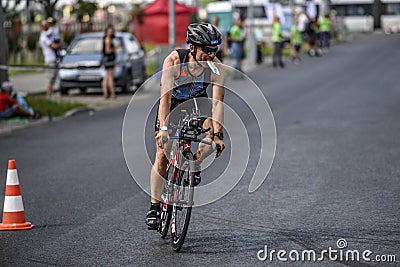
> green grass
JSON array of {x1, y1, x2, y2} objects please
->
[
  {"x1": 146, "y1": 60, "x2": 159, "y2": 77},
  {"x1": 26, "y1": 96, "x2": 86, "y2": 117}
]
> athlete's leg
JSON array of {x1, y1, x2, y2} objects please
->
[
  {"x1": 147, "y1": 139, "x2": 170, "y2": 229},
  {"x1": 150, "y1": 144, "x2": 168, "y2": 204}
]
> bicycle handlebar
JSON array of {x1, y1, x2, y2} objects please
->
[
  {"x1": 162, "y1": 136, "x2": 222, "y2": 153},
  {"x1": 168, "y1": 136, "x2": 212, "y2": 146}
]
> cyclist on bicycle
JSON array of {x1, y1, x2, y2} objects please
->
[{"x1": 146, "y1": 23, "x2": 226, "y2": 230}]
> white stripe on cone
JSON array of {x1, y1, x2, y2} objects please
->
[
  {"x1": 6, "y1": 169, "x2": 19, "y2": 185},
  {"x1": 3, "y1": 196, "x2": 25, "y2": 212}
]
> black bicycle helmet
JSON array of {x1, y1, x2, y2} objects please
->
[{"x1": 186, "y1": 23, "x2": 222, "y2": 47}]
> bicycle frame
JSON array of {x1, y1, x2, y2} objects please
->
[{"x1": 159, "y1": 98, "x2": 214, "y2": 251}]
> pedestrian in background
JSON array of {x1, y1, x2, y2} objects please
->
[
  {"x1": 318, "y1": 13, "x2": 332, "y2": 51},
  {"x1": 229, "y1": 18, "x2": 245, "y2": 73},
  {"x1": 306, "y1": 17, "x2": 320, "y2": 56},
  {"x1": 46, "y1": 17, "x2": 62, "y2": 61},
  {"x1": 297, "y1": 8, "x2": 309, "y2": 42},
  {"x1": 0, "y1": 81, "x2": 38, "y2": 119},
  {"x1": 39, "y1": 20, "x2": 61, "y2": 97},
  {"x1": 102, "y1": 25, "x2": 116, "y2": 99},
  {"x1": 291, "y1": 15, "x2": 302, "y2": 64},
  {"x1": 272, "y1": 16, "x2": 284, "y2": 68}
]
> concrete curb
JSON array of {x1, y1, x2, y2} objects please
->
[
  {"x1": 63, "y1": 107, "x2": 96, "y2": 118},
  {"x1": 0, "y1": 107, "x2": 96, "y2": 136}
]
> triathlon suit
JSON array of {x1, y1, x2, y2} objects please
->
[{"x1": 155, "y1": 49, "x2": 212, "y2": 133}]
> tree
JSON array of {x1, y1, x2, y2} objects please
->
[
  {"x1": 0, "y1": 7, "x2": 8, "y2": 84},
  {"x1": 36, "y1": 0, "x2": 59, "y2": 18},
  {"x1": 130, "y1": 4, "x2": 145, "y2": 25},
  {"x1": 71, "y1": 0, "x2": 98, "y2": 22},
  {"x1": 0, "y1": 0, "x2": 23, "y2": 83},
  {"x1": 1, "y1": 0, "x2": 23, "y2": 20}
]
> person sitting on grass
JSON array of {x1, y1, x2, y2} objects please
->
[{"x1": 0, "y1": 81, "x2": 40, "y2": 120}]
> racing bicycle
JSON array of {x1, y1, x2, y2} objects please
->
[{"x1": 158, "y1": 98, "x2": 220, "y2": 252}]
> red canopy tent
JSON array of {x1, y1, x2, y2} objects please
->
[{"x1": 134, "y1": 0, "x2": 197, "y2": 44}]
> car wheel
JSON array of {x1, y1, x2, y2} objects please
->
[
  {"x1": 122, "y1": 71, "x2": 133, "y2": 93},
  {"x1": 60, "y1": 86, "x2": 69, "y2": 95},
  {"x1": 135, "y1": 66, "x2": 147, "y2": 89}
]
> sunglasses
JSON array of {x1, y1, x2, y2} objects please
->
[{"x1": 200, "y1": 46, "x2": 218, "y2": 55}]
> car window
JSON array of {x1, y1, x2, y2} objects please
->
[
  {"x1": 68, "y1": 37, "x2": 123, "y2": 54},
  {"x1": 125, "y1": 37, "x2": 140, "y2": 54},
  {"x1": 69, "y1": 38, "x2": 102, "y2": 54}
]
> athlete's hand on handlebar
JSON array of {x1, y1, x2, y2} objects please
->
[
  {"x1": 156, "y1": 130, "x2": 169, "y2": 149},
  {"x1": 214, "y1": 139, "x2": 225, "y2": 158}
]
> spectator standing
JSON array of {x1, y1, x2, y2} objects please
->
[
  {"x1": 297, "y1": 9, "x2": 309, "y2": 42},
  {"x1": 272, "y1": 16, "x2": 284, "y2": 68},
  {"x1": 291, "y1": 16, "x2": 302, "y2": 64},
  {"x1": 306, "y1": 18, "x2": 320, "y2": 56},
  {"x1": 39, "y1": 20, "x2": 61, "y2": 97},
  {"x1": 46, "y1": 17, "x2": 61, "y2": 61},
  {"x1": 229, "y1": 18, "x2": 245, "y2": 72},
  {"x1": 318, "y1": 13, "x2": 332, "y2": 51},
  {"x1": 102, "y1": 25, "x2": 116, "y2": 99}
]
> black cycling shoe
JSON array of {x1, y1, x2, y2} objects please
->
[
  {"x1": 146, "y1": 209, "x2": 160, "y2": 230},
  {"x1": 193, "y1": 171, "x2": 201, "y2": 186}
]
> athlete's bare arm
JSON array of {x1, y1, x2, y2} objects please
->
[{"x1": 210, "y1": 59, "x2": 226, "y2": 157}]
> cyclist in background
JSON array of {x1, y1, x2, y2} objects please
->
[{"x1": 146, "y1": 23, "x2": 226, "y2": 230}]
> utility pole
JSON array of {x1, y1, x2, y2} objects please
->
[
  {"x1": 169, "y1": 0, "x2": 176, "y2": 50},
  {"x1": 247, "y1": 0, "x2": 257, "y2": 66},
  {"x1": 0, "y1": 5, "x2": 9, "y2": 83},
  {"x1": 26, "y1": 0, "x2": 31, "y2": 35},
  {"x1": 372, "y1": 0, "x2": 382, "y2": 29}
]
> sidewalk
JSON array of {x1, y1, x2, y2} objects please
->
[{"x1": 9, "y1": 72, "x2": 54, "y2": 95}]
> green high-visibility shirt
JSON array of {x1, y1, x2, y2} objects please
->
[
  {"x1": 272, "y1": 22, "x2": 281, "y2": 43},
  {"x1": 230, "y1": 25, "x2": 243, "y2": 42},
  {"x1": 319, "y1": 17, "x2": 331, "y2": 32},
  {"x1": 291, "y1": 26, "x2": 302, "y2": 45}
]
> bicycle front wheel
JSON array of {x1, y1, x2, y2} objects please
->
[
  {"x1": 159, "y1": 200, "x2": 172, "y2": 239},
  {"x1": 159, "y1": 165, "x2": 174, "y2": 239},
  {"x1": 170, "y1": 151, "x2": 195, "y2": 252}
]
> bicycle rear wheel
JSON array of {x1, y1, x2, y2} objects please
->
[{"x1": 170, "y1": 151, "x2": 195, "y2": 252}]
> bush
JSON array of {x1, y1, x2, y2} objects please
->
[{"x1": 27, "y1": 34, "x2": 38, "y2": 51}]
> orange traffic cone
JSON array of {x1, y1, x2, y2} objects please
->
[{"x1": 0, "y1": 160, "x2": 33, "y2": 230}]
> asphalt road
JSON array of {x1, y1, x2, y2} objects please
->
[{"x1": 0, "y1": 33, "x2": 399, "y2": 266}]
